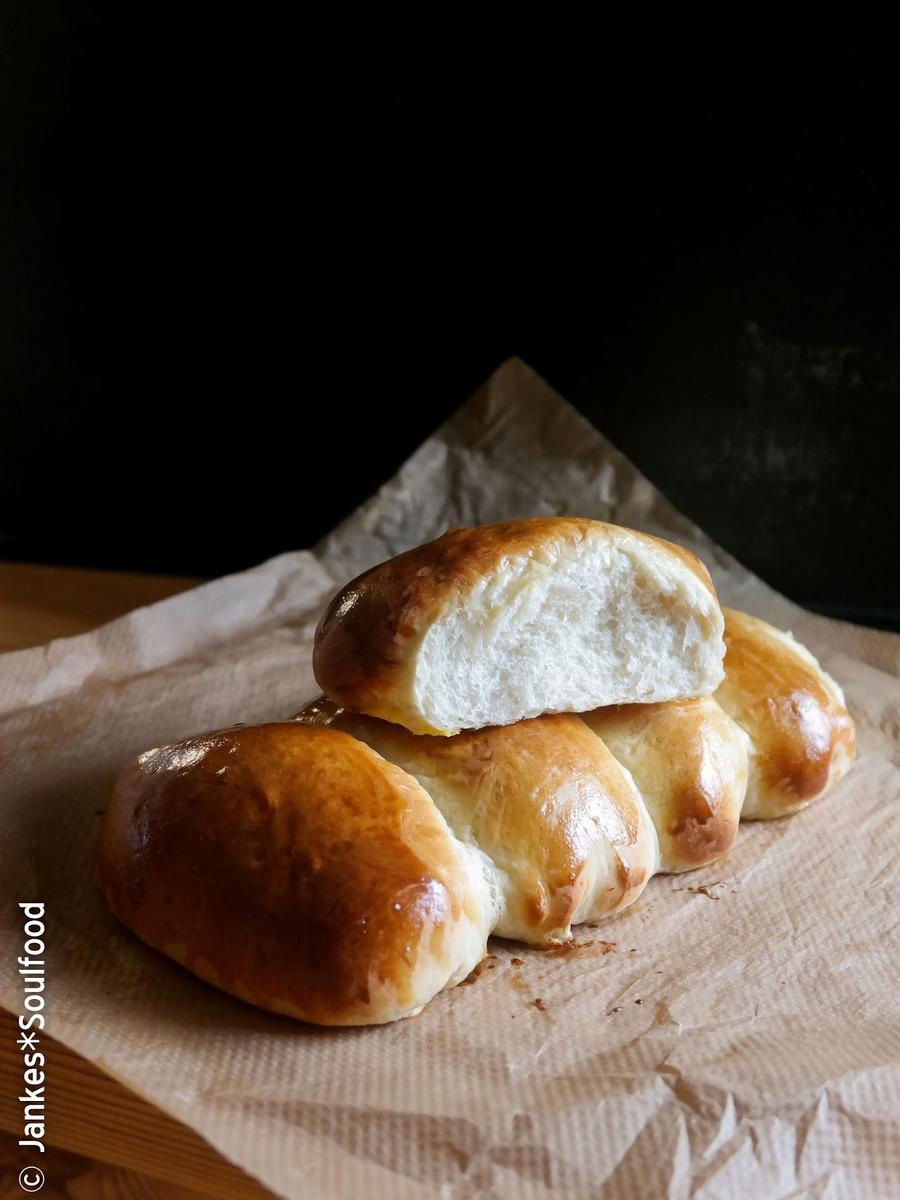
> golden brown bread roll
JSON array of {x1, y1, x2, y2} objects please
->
[
  {"x1": 581, "y1": 697, "x2": 750, "y2": 872},
  {"x1": 96, "y1": 723, "x2": 492, "y2": 1025},
  {"x1": 295, "y1": 699, "x2": 659, "y2": 944},
  {"x1": 714, "y1": 609, "x2": 856, "y2": 818},
  {"x1": 314, "y1": 518, "x2": 725, "y2": 735}
]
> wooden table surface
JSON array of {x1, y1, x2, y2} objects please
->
[{"x1": 0, "y1": 562, "x2": 278, "y2": 1199}]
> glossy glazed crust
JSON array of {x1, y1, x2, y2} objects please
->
[
  {"x1": 96, "y1": 723, "x2": 485, "y2": 1025},
  {"x1": 581, "y1": 698, "x2": 748, "y2": 872},
  {"x1": 715, "y1": 610, "x2": 856, "y2": 818},
  {"x1": 312, "y1": 517, "x2": 719, "y2": 730},
  {"x1": 295, "y1": 698, "x2": 657, "y2": 942}
]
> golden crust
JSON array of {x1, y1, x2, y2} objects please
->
[
  {"x1": 96, "y1": 723, "x2": 484, "y2": 1025},
  {"x1": 715, "y1": 610, "x2": 856, "y2": 818},
  {"x1": 313, "y1": 517, "x2": 719, "y2": 730},
  {"x1": 582, "y1": 698, "x2": 748, "y2": 872},
  {"x1": 296, "y1": 698, "x2": 656, "y2": 942}
]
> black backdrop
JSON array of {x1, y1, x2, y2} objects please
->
[{"x1": 2, "y1": 8, "x2": 898, "y2": 627}]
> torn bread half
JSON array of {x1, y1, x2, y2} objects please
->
[{"x1": 314, "y1": 517, "x2": 725, "y2": 734}]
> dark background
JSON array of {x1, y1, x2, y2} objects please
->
[{"x1": 1, "y1": 8, "x2": 898, "y2": 627}]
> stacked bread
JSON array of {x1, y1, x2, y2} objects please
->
[{"x1": 97, "y1": 519, "x2": 855, "y2": 1026}]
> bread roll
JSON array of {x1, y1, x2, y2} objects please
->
[
  {"x1": 96, "y1": 723, "x2": 493, "y2": 1025},
  {"x1": 296, "y1": 698, "x2": 659, "y2": 944},
  {"x1": 714, "y1": 609, "x2": 856, "y2": 818},
  {"x1": 581, "y1": 698, "x2": 750, "y2": 873},
  {"x1": 313, "y1": 518, "x2": 725, "y2": 735}
]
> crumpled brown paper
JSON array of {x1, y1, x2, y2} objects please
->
[{"x1": 1, "y1": 359, "x2": 898, "y2": 1200}]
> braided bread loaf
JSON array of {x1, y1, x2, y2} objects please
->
[{"x1": 97, "y1": 521, "x2": 856, "y2": 1026}]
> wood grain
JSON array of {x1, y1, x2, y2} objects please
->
[
  {"x1": 0, "y1": 562, "x2": 203, "y2": 652},
  {"x1": 0, "y1": 1127, "x2": 220, "y2": 1199},
  {"x1": 0, "y1": 563, "x2": 277, "y2": 1198},
  {"x1": 0, "y1": 1012, "x2": 273, "y2": 1198}
]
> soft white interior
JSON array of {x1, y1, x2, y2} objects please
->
[{"x1": 414, "y1": 539, "x2": 725, "y2": 732}]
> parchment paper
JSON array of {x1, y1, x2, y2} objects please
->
[{"x1": 1, "y1": 359, "x2": 898, "y2": 1199}]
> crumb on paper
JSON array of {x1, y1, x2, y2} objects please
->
[
  {"x1": 675, "y1": 882, "x2": 722, "y2": 900},
  {"x1": 689, "y1": 885, "x2": 720, "y2": 900},
  {"x1": 541, "y1": 938, "x2": 616, "y2": 958},
  {"x1": 461, "y1": 963, "x2": 485, "y2": 985}
]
